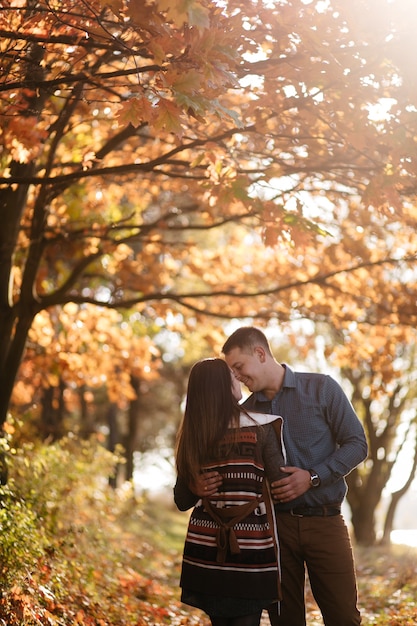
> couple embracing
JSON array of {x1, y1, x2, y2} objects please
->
[{"x1": 174, "y1": 327, "x2": 367, "y2": 626}]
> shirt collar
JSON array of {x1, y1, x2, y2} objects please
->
[{"x1": 254, "y1": 363, "x2": 295, "y2": 402}]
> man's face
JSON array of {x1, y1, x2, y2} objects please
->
[
  {"x1": 225, "y1": 346, "x2": 263, "y2": 392},
  {"x1": 231, "y1": 372, "x2": 243, "y2": 401}
]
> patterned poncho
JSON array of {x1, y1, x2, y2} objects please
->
[{"x1": 179, "y1": 414, "x2": 285, "y2": 606}]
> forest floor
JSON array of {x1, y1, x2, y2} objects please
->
[
  {"x1": 124, "y1": 493, "x2": 417, "y2": 626},
  {"x1": 1, "y1": 489, "x2": 416, "y2": 625}
]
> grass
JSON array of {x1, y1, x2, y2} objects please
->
[{"x1": 355, "y1": 543, "x2": 417, "y2": 625}]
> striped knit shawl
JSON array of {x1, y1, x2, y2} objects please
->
[{"x1": 180, "y1": 420, "x2": 281, "y2": 602}]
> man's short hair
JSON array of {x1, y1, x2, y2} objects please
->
[{"x1": 222, "y1": 327, "x2": 272, "y2": 356}]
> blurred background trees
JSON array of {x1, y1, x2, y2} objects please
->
[{"x1": 1, "y1": 0, "x2": 417, "y2": 545}]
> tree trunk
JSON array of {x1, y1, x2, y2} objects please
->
[
  {"x1": 40, "y1": 378, "x2": 66, "y2": 441},
  {"x1": 107, "y1": 403, "x2": 121, "y2": 488},
  {"x1": 380, "y1": 427, "x2": 417, "y2": 545},
  {"x1": 380, "y1": 490, "x2": 403, "y2": 546},
  {"x1": 0, "y1": 310, "x2": 38, "y2": 482},
  {"x1": 79, "y1": 385, "x2": 96, "y2": 439},
  {"x1": 346, "y1": 465, "x2": 387, "y2": 546},
  {"x1": 349, "y1": 500, "x2": 377, "y2": 545},
  {"x1": 124, "y1": 376, "x2": 141, "y2": 482},
  {"x1": 0, "y1": 36, "x2": 47, "y2": 428}
]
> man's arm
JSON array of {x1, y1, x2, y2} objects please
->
[
  {"x1": 314, "y1": 375, "x2": 368, "y2": 484},
  {"x1": 271, "y1": 375, "x2": 368, "y2": 504}
]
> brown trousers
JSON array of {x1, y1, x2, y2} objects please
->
[{"x1": 268, "y1": 512, "x2": 361, "y2": 626}]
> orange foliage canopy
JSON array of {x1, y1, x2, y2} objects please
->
[{"x1": 0, "y1": 0, "x2": 417, "y2": 424}]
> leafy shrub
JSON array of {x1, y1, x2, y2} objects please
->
[
  {"x1": 8, "y1": 434, "x2": 120, "y2": 529},
  {"x1": 0, "y1": 430, "x2": 121, "y2": 590},
  {"x1": 0, "y1": 486, "x2": 45, "y2": 588},
  {"x1": 0, "y1": 427, "x2": 208, "y2": 625}
]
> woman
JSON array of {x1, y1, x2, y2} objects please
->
[{"x1": 174, "y1": 358, "x2": 286, "y2": 626}]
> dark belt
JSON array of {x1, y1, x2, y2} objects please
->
[{"x1": 278, "y1": 505, "x2": 341, "y2": 517}]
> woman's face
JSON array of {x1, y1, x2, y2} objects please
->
[{"x1": 231, "y1": 371, "x2": 243, "y2": 401}]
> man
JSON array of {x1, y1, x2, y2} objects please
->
[{"x1": 221, "y1": 326, "x2": 368, "y2": 626}]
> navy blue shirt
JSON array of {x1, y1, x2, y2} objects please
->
[{"x1": 242, "y1": 364, "x2": 368, "y2": 510}]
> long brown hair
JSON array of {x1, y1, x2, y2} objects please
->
[{"x1": 175, "y1": 358, "x2": 241, "y2": 488}]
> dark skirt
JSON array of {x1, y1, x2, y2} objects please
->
[{"x1": 181, "y1": 588, "x2": 276, "y2": 618}]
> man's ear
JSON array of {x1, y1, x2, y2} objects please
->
[{"x1": 254, "y1": 346, "x2": 266, "y2": 362}]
